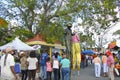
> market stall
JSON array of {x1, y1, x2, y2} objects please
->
[{"x1": 26, "y1": 34, "x2": 66, "y2": 58}]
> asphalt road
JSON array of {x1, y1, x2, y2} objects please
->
[
  {"x1": 0, "y1": 64, "x2": 119, "y2": 80},
  {"x1": 71, "y1": 64, "x2": 120, "y2": 80}
]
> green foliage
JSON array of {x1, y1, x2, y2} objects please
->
[
  {"x1": 13, "y1": 0, "x2": 36, "y2": 10},
  {"x1": 11, "y1": 27, "x2": 34, "y2": 41},
  {"x1": 43, "y1": 22, "x2": 64, "y2": 44},
  {"x1": 80, "y1": 33, "x2": 95, "y2": 46},
  {"x1": 0, "y1": 25, "x2": 34, "y2": 45},
  {"x1": 113, "y1": 30, "x2": 120, "y2": 35},
  {"x1": 0, "y1": 0, "x2": 118, "y2": 46},
  {"x1": 0, "y1": 18, "x2": 9, "y2": 45}
]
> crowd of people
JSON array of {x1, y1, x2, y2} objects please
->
[
  {"x1": 0, "y1": 46, "x2": 120, "y2": 80},
  {"x1": 92, "y1": 50, "x2": 120, "y2": 80},
  {"x1": 0, "y1": 47, "x2": 71, "y2": 80},
  {"x1": 80, "y1": 49, "x2": 120, "y2": 80}
]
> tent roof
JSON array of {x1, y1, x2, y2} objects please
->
[
  {"x1": 26, "y1": 34, "x2": 46, "y2": 42},
  {"x1": 0, "y1": 37, "x2": 34, "y2": 50},
  {"x1": 26, "y1": 34, "x2": 66, "y2": 49},
  {"x1": 26, "y1": 34, "x2": 47, "y2": 45}
]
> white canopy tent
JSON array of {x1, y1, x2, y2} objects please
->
[{"x1": 0, "y1": 37, "x2": 34, "y2": 51}]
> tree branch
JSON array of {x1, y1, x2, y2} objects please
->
[
  {"x1": 47, "y1": 0, "x2": 67, "y2": 21},
  {"x1": 47, "y1": 0, "x2": 56, "y2": 10}
]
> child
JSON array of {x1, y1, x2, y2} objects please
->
[
  {"x1": 53, "y1": 54, "x2": 59, "y2": 80},
  {"x1": 46, "y1": 57, "x2": 52, "y2": 80}
]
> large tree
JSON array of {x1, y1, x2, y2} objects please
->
[{"x1": 0, "y1": 0, "x2": 118, "y2": 45}]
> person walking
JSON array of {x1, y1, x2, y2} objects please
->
[
  {"x1": 81, "y1": 54, "x2": 85, "y2": 68},
  {"x1": 106, "y1": 50, "x2": 115, "y2": 80},
  {"x1": 72, "y1": 31, "x2": 81, "y2": 70},
  {"x1": 0, "y1": 47, "x2": 17, "y2": 80},
  {"x1": 102, "y1": 54, "x2": 108, "y2": 77},
  {"x1": 39, "y1": 50, "x2": 48, "y2": 80},
  {"x1": 64, "y1": 23, "x2": 72, "y2": 60},
  {"x1": 20, "y1": 51, "x2": 28, "y2": 80},
  {"x1": 60, "y1": 53, "x2": 70, "y2": 80},
  {"x1": 46, "y1": 57, "x2": 52, "y2": 80},
  {"x1": 27, "y1": 51, "x2": 38, "y2": 80},
  {"x1": 93, "y1": 54, "x2": 101, "y2": 78}
]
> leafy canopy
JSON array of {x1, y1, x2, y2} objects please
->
[{"x1": 0, "y1": 0, "x2": 118, "y2": 46}]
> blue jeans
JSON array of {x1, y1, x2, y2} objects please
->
[
  {"x1": 47, "y1": 71, "x2": 52, "y2": 80},
  {"x1": 39, "y1": 66, "x2": 47, "y2": 79},
  {"x1": 53, "y1": 69, "x2": 59, "y2": 80},
  {"x1": 61, "y1": 68, "x2": 70, "y2": 80}
]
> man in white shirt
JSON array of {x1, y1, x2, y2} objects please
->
[{"x1": 0, "y1": 47, "x2": 17, "y2": 80}]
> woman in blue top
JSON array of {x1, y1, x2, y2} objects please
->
[{"x1": 60, "y1": 53, "x2": 70, "y2": 80}]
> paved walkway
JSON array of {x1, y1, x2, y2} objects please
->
[
  {"x1": 0, "y1": 64, "x2": 119, "y2": 80},
  {"x1": 71, "y1": 64, "x2": 120, "y2": 80}
]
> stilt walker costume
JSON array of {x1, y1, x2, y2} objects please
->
[{"x1": 72, "y1": 31, "x2": 81, "y2": 70}]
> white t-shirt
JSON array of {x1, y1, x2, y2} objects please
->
[
  {"x1": 53, "y1": 59, "x2": 59, "y2": 69},
  {"x1": 27, "y1": 57, "x2": 38, "y2": 70},
  {"x1": 0, "y1": 54, "x2": 15, "y2": 79}
]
